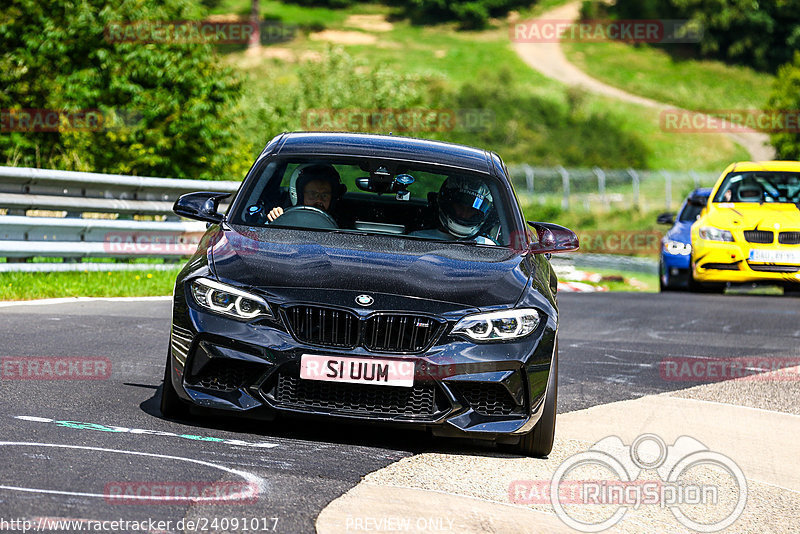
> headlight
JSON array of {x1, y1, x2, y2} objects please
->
[
  {"x1": 452, "y1": 309, "x2": 540, "y2": 342},
  {"x1": 663, "y1": 240, "x2": 692, "y2": 255},
  {"x1": 698, "y1": 226, "x2": 734, "y2": 242},
  {"x1": 190, "y1": 278, "x2": 272, "y2": 320}
]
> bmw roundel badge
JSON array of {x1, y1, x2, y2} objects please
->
[{"x1": 355, "y1": 294, "x2": 374, "y2": 306}]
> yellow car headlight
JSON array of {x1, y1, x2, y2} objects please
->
[{"x1": 698, "y1": 226, "x2": 734, "y2": 242}]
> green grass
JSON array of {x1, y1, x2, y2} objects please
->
[
  {"x1": 562, "y1": 40, "x2": 774, "y2": 113},
  {"x1": 520, "y1": 203, "x2": 667, "y2": 234},
  {"x1": 0, "y1": 269, "x2": 180, "y2": 301},
  {"x1": 230, "y1": 14, "x2": 748, "y2": 170},
  {"x1": 209, "y1": 0, "x2": 384, "y2": 26},
  {"x1": 582, "y1": 268, "x2": 658, "y2": 292}
]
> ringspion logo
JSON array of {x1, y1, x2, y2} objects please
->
[{"x1": 511, "y1": 434, "x2": 746, "y2": 532}]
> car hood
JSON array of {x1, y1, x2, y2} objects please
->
[
  {"x1": 208, "y1": 225, "x2": 532, "y2": 308},
  {"x1": 702, "y1": 203, "x2": 800, "y2": 232},
  {"x1": 665, "y1": 221, "x2": 693, "y2": 243}
]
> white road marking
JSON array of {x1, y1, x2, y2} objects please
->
[
  {"x1": 0, "y1": 296, "x2": 171, "y2": 307},
  {"x1": 14, "y1": 416, "x2": 280, "y2": 449},
  {"x1": 0, "y1": 442, "x2": 266, "y2": 503}
]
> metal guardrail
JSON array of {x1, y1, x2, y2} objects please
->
[
  {"x1": 553, "y1": 253, "x2": 659, "y2": 275},
  {"x1": 509, "y1": 164, "x2": 718, "y2": 211},
  {"x1": 0, "y1": 166, "x2": 240, "y2": 200},
  {"x1": 0, "y1": 165, "x2": 239, "y2": 271},
  {"x1": 1, "y1": 165, "x2": 669, "y2": 273}
]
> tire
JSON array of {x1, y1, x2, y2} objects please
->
[
  {"x1": 513, "y1": 343, "x2": 558, "y2": 457},
  {"x1": 784, "y1": 285, "x2": 800, "y2": 297},
  {"x1": 688, "y1": 266, "x2": 725, "y2": 294},
  {"x1": 160, "y1": 349, "x2": 191, "y2": 419},
  {"x1": 659, "y1": 261, "x2": 673, "y2": 292}
]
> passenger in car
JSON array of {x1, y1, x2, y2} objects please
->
[{"x1": 408, "y1": 176, "x2": 498, "y2": 244}]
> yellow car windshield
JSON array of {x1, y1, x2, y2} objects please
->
[{"x1": 713, "y1": 171, "x2": 800, "y2": 203}]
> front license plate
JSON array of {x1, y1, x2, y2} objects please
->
[
  {"x1": 749, "y1": 249, "x2": 800, "y2": 264},
  {"x1": 299, "y1": 354, "x2": 415, "y2": 387}
]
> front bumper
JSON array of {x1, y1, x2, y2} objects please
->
[
  {"x1": 692, "y1": 239, "x2": 800, "y2": 285},
  {"x1": 661, "y1": 251, "x2": 691, "y2": 287},
  {"x1": 167, "y1": 289, "x2": 557, "y2": 441}
]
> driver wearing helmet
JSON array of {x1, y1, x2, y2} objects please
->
[
  {"x1": 267, "y1": 164, "x2": 344, "y2": 222},
  {"x1": 410, "y1": 176, "x2": 497, "y2": 244}
]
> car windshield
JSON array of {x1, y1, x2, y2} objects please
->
[
  {"x1": 228, "y1": 157, "x2": 517, "y2": 247},
  {"x1": 678, "y1": 199, "x2": 705, "y2": 222},
  {"x1": 712, "y1": 171, "x2": 800, "y2": 203}
]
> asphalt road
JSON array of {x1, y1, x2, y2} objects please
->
[{"x1": 0, "y1": 292, "x2": 797, "y2": 533}]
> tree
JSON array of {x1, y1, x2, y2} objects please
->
[
  {"x1": 767, "y1": 51, "x2": 800, "y2": 159},
  {"x1": 247, "y1": 0, "x2": 260, "y2": 53},
  {"x1": 0, "y1": 0, "x2": 252, "y2": 179},
  {"x1": 612, "y1": 0, "x2": 800, "y2": 72}
]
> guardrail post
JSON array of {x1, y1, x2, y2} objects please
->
[
  {"x1": 690, "y1": 170, "x2": 700, "y2": 189},
  {"x1": 627, "y1": 168, "x2": 640, "y2": 210},
  {"x1": 557, "y1": 166, "x2": 570, "y2": 210},
  {"x1": 662, "y1": 171, "x2": 672, "y2": 210},
  {"x1": 524, "y1": 165, "x2": 534, "y2": 194},
  {"x1": 593, "y1": 166, "x2": 607, "y2": 210}
]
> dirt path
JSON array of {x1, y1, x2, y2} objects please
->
[{"x1": 513, "y1": 2, "x2": 775, "y2": 161}]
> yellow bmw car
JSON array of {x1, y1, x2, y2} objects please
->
[{"x1": 691, "y1": 161, "x2": 800, "y2": 292}]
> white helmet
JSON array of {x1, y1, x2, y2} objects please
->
[{"x1": 438, "y1": 176, "x2": 493, "y2": 238}]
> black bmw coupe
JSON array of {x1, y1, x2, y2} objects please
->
[{"x1": 162, "y1": 132, "x2": 577, "y2": 456}]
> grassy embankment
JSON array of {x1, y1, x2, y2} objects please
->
[
  {"x1": 562, "y1": 40, "x2": 774, "y2": 115},
  {"x1": 7, "y1": 1, "x2": 767, "y2": 299}
]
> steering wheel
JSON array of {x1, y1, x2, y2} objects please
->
[{"x1": 270, "y1": 206, "x2": 339, "y2": 229}]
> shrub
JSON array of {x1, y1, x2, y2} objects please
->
[
  {"x1": 243, "y1": 49, "x2": 648, "y2": 167},
  {"x1": 766, "y1": 51, "x2": 800, "y2": 159},
  {"x1": 0, "y1": 0, "x2": 252, "y2": 179},
  {"x1": 436, "y1": 70, "x2": 650, "y2": 167},
  {"x1": 612, "y1": 0, "x2": 800, "y2": 72},
  {"x1": 402, "y1": 0, "x2": 532, "y2": 30}
]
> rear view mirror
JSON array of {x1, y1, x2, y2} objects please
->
[
  {"x1": 173, "y1": 191, "x2": 230, "y2": 224},
  {"x1": 355, "y1": 171, "x2": 415, "y2": 199},
  {"x1": 355, "y1": 177, "x2": 392, "y2": 194},
  {"x1": 656, "y1": 212, "x2": 675, "y2": 225},
  {"x1": 527, "y1": 222, "x2": 579, "y2": 254}
]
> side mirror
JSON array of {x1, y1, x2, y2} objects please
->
[
  {"x1": 527, "y1": 222, "x2": 579, "y2": 254},
  {"x1": 173, "y1": 192, "x2": 230, "y2": 224},
  {"x1": 656, "y1": 212, "x2": 675, "y2": 225}
]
